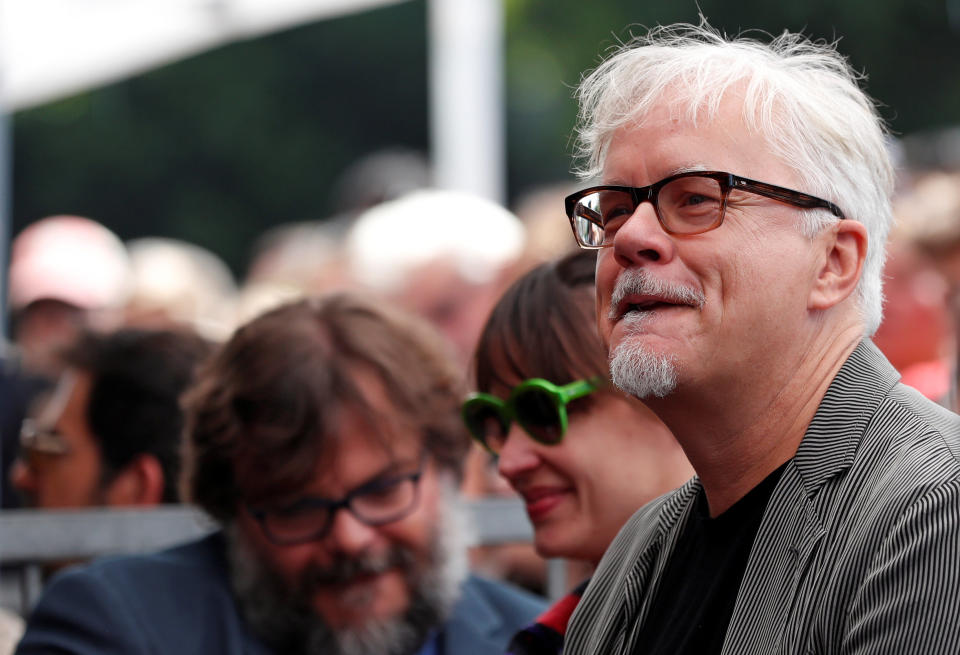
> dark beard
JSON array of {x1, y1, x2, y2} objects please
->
[{"x1": 225, "y1": 497, "x2": 468, "y2": 655}]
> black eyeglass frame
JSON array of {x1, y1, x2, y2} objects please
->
[
  {"x1": 564, "y1": 170, "x2": 845, "y2": 249},
  {"x1": 245, "y1": 467, "x2": 424, "y2": 546}
]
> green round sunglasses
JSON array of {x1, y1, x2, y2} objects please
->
[{"x1": 462, "y1": 377, "x2": 604, "y2": 454}]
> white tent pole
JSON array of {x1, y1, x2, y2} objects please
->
[
  {"x1": 427, "y1": 0, "x2": 505, "y2": 204},
  {"x1": 0, "y1": 76, "x2": 10, "y2": 341},
  {"x1": 0, "y1": 112, "x2": 9, "y2": 341}
]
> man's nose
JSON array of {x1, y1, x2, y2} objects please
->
[
  {"x1": 325, "y1": 507, "x2": 379, "y2": 556},
  {"x1": 612, "y1": 201, "x2": 675, "y2": 269},
  {"x1": 497, "y1": 425, "x2": 542, "y2": 480}
]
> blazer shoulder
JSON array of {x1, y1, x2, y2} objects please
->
[
  {"x1": 18, "y1": 534, "x2": 258, "y2": 655},
  {"x1": 461, "y1": 575, "x2": 546, "y2": 620},
  {"x1": 875, "y1": 383, "x2": 960, "y2": 473},
  {"x1": 442, "y1": 576, "x2": 546, "y2": 655},
  {"x1": 889, "y1": 383, "x2": 960, "y2": 440},
  {"x1": 65, "y1": 533, "x2": 228, "y2": 594}
]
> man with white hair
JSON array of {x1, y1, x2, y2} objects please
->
[
  {"x1": 561, "y1": 23, "x2": 960, "y2": 654},
  {"x1": 346, "y1": 189, "x2": 525, "y2": 363}
]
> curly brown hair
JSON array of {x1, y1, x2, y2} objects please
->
[{"x1": 181, "y1": 293, "x2": 468, "y2": 523}]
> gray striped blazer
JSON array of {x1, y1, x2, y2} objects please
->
[{"x1": 564, "y1": 340, "x2": 960, "y2": 654}]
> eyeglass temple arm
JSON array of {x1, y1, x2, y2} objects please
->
[
  {"x1": 733, "y1": 178, "x2": 844, "y2": 217},
  {"x1": 559, "y1": 376, "x2": 605, "y2": 402}
]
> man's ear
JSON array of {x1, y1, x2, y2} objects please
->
[
  {"x1": 104, "y1": 454, "x2": 165, "y2": 506},
  {"x1": 808, "y1": 219, "x2": 868, "y2": 311}
]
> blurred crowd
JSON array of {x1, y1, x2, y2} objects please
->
[{"x1": 1, "y1": 149, "x2": 959, "y2": 649}]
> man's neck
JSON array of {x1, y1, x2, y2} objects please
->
[{"x1": 648, "y1": 324, "x2": 863, "y2": 517}]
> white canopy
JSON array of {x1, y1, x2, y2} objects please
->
[
  {"x1": 0, "y1": 0, "x2": 408, "y2": 111},
  {"x1": 0, "y1": 0, "x2": 506, "y2": 337}
]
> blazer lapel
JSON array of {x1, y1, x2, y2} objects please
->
[
  {"x1": 722, "y1": 341, "x2": 897, "y2": 654},
  {"x1": 616, "y1": 480, "x2": 701, "y2": 654},
  {"x1": 721, "y1": 463, "x2": 825, "y2": 655}
]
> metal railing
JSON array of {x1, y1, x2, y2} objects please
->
[{"x1": 0, "y1": 498, "x2": 565, "y2": 614}]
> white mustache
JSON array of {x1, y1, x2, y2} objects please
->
[{"x1": 609, "y1": 269, "x2": 705, "y2": 319}]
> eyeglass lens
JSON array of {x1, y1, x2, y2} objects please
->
[
  {"x1": 262, "y1": 474, "x2": 419, "y2": 544},
  {"x1": 512, "y1": 388, "x2": 564, "y2": 444},
  {"x1": 572, "y1": 175, "x2": 725, "y2": 246},
  {"x1": 464, "y1": 403, "x2": 510, "y2": 453},
  {"x1": 465, "y1": 389, "x2": 565, "y2": 454}
]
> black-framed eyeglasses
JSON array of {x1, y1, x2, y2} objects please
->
[
  {"x1": 246, "y1": 467, "x2": 424, "y2": 546},
  {"x1": 462, "y1": 377, "x2": 603, "y2": 455},
  {"x1": 564, "y1": 170, "x2": 845, "y2": 249}
]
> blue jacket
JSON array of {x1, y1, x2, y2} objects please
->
[{"x1": 16, "y1": 532, "x2": 545, "y2": 655}]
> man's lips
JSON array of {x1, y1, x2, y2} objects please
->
[
  {"x1": 316, "y1": 569, "x2": 394, "y2": 609},
  {"x1": 607, "y1": 269, "x2": 706, "y2": 321},
  {"x1": 613, "y1": 294, "x2": 690, "y2": 320},
  {"x1": 334, "y1": 571, "x2": 383, "y2": 588}
]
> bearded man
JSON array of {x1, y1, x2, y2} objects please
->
[
  {"x1": 16, "y1": 295, "x2": 543, "y2": 655},
  {"x1": 561, "y1": 21, "x2": 960, "y2": 655}
]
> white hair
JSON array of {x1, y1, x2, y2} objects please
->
[
  {"x1": 345, "y1": 189, "x2": 526, "y2": 293},
  {"x1": 609, "y1": 326, "x2": 678, "y2": 399},
  {"x1": 574, "y1": 21, "x2": 894, "y2": 335}
]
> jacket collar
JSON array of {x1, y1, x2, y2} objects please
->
[{"x1": 791, "y1": 339, "x2": 899, "y2": 497}]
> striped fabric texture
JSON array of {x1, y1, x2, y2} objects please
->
[{"x1": 564, "y1": 340, "x2": 960, "y2": 654}]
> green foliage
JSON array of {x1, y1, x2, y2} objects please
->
[
  {"x1": 13, "y1": 1, "x2": 429, "y2": 273},
  {"x1": 12, "y1": 0, "x2": 960, "y2": 275}
]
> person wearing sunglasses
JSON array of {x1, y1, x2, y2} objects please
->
[{"x1": 464, "y1": 251, "x2": 693, "y2": 655}]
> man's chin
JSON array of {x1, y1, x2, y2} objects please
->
[
  {"x1": 224, "y1": 483, "x2": 470, "y2": 655},
  {"x1": 311, "y1": 572, "x2": 409, "y2": 630},
  {"x1": 609, "y1": 338, "x2": 679, "y2": 400}
]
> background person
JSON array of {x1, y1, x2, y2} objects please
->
[
  {"x1": 16, "y1": 295, "x2": 544, "y2": 655},
  {"x1": 123, "y1": 237, "x2": 239, "y2": 342},
  {"x1": 890, "y1": 169, "x2": 960, "y2": 409},
  {"x1": 10, "y1": 327, "x2": 211, "y2": 510},
  {"x1": 871, "y1": 233, "x2": 953, "y2": 404},
  {"x1": 7, "y1": 215, "x2": 131, "y2": 379},
  {"x1": 345, "y1": 189, "x2": 526, "y2": 365},
  {"x1": 463, "y1": 251, "x2": 692, "y2": 654}
]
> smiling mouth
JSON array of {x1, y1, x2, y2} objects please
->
[{"x1": 521, "y1": 488, "x2": 569, "y2": 521}]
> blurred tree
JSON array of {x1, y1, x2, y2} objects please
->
[
  {"x1": 11, "y1": 0, "x2": 960, "y2": 276},
  {"x1": 13, "y1": 1, "x2": 429, "y2": 274},
  {"x1": 505, "y1": 0, "x2": 960, "y2": 192}
]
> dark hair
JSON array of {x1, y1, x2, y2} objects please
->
[
  {"x1": 182, "y1": 293, "x2": 468, "y2": 523},
  {"x1": 474, "y1": 251, "x2": 606, "y2": 392},
  {"x1": 63, "y1": 328, "x2": 213, "y2": 503}
]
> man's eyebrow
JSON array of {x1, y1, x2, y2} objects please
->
[
  {"x1": 344, "y1": 456, "x2": 423, "y2": 492},
  {"x1": 672, "y1": 163, "x2": 710, "y2": 175},
  {"x1": 603, "y1": 163, "x2": 712, "y2": 186}
]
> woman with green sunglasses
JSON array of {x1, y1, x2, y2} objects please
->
[{"x1": 466, "y1": 251, "x2": 692, "y2": 655}]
